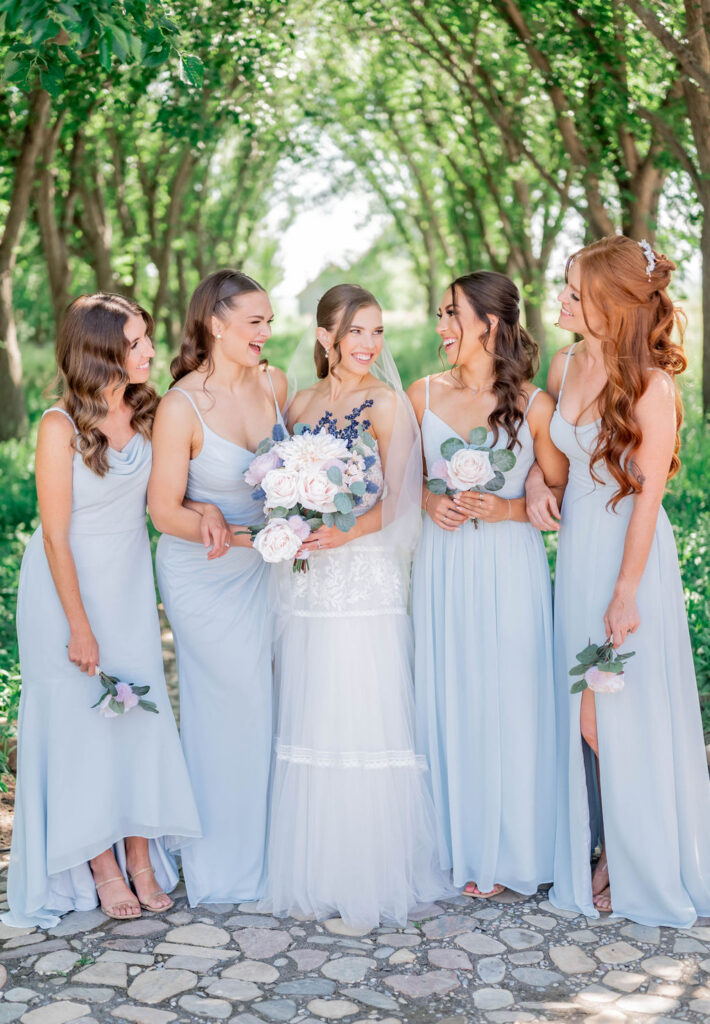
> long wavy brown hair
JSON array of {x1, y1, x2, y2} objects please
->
[
  {"x1": 570, "y1": 235, "x2": 686, "y2": 508},
  {"x1": 55, "y1": 293, "x2": 158, "y2": 477},
  {"x1": 315, "y1": 284, "x2": 381, "y2": 379},
  {"x1": 448, "y1": 271, "x2": 539, "y2": 449},
  {"x1": 170, "y1": 269, "x2": 265, "y2": 384}
]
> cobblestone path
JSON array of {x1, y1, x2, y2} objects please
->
[{"x1": 0, "y1": 883, "x2": 708, "y2": 1024}]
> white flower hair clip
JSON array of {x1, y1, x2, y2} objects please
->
[{"x1": 639, "y1": 239, "x2": 656, "y2": 280}]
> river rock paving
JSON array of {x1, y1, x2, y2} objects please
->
[{"x1": 0, "y1": 879, "x2": 708, "y2": 1023}]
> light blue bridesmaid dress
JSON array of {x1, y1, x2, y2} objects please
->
[
  {"x1": 155, "y1": 373, "x2": 283, "y2": 906},
  {"x1": 412, "y1": 377, "x2": 556, "y2": 894},
  {"x1": 4, "y1": 408, "x2": 201, "y2": 929},
  {"x1": 550, "y1": 345, "x2": 710, "y2": 927}
]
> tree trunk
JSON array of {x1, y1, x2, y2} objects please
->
[
  {"x1": 0, "y1": 87, "x2": 52, "y2": 440},
  {"x1": 36, "y1": 118, "x2": 71, "y2": 330},
  {"x1": 702, "y1": 210, "x2": 710, "y2": 416},
  {"x1": 523, "y1": 295, "x2": 547, "y2": 359},
  {"x1": 153, "y1": 149, "x2": 196, "y2": 328}
]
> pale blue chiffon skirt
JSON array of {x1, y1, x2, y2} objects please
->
[
  {"x1": 412, "y1": 516, "x2": 556, "y2": 894},
  {"x1": 551, "y1": 494, "x2": 710, "y2": 927},
  {"x1": 157, "y1": 536, "x2": 272, "y2": 906}
]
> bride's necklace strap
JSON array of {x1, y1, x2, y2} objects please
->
[{"x1": 449, "y1": 369, "x2": 495, "y2": 397}]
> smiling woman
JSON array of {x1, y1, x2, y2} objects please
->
[{"x1": 148, "y1": 269, "x2": 287, "y2": 907}]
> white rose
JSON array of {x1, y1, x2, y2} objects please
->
[
  {"x1": 275, "y1": 430, "x2": 350, "y2": 471},
  {"x1": 298, "y1": 469, "x2": 339, "y2": 512},
  {"x1": 262, "y1": 468, "x2": 300, "y2": 510},
  {"x1": 448, "y1": 448, "x2": 496, "y2": 490},
  {"x1": 253, "y1": 518, "x2": 302, "y2": 563},
  {"x1": 585, "y1": 665, "x2": 625, "y2": 694}
]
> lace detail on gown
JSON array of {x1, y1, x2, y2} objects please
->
[{"x1": 275, "y1": 744, "x2": 427, "y2": 769}]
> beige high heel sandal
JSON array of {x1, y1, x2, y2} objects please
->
[
  {"x1": 95, "y1": 875, "x2": 141, "y2": 920},
  {"x1": 129, "y1": 865, "x2": 174, "y2": 913}
]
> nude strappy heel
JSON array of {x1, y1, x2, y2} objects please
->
[
  {"x1": 94, "y1": 875, "x2": 141, "y2": 920},
  {"x1": 129, "y1": 865, "x2": 174, "y2": 913}
]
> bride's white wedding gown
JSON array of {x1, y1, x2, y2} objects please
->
[{"x1": 262, "y1": 404, "x2": 453, "y2": 929}]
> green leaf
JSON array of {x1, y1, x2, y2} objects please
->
[
  {"x1": 131, "y1": 685, "x2": 150, "y2": 696},
  {"x1": 334, "y1": 491, "x2": 353, "y2": 514},
  {"x1": 255, "y1": 438, "x2": 272, "y2": 455},
  {"x1": 358, "y1": 428, "x2": 376, "y2": 449},
  {"x1": 322, "y1": 512, "x2": 335, "y2": 527},
  {"x1": 469, "y1": 426, "x2": 488, "y2": 446},
  {"x1": 603, "y1": 661, "x2": 625, "y2": 674},
  {"x1": 40, "y1": 71, "x2": 62, "y2": 97},
  {"x1": 305, "y1": 516, "x2": 323, "y2": 529},
  {"x1": 570, "y1": 680, "x2": 588, "y2": 694},
  {"x1": 575, "y1": 643, "x2": 599, "y2": 665},
  {"x1": 293, "y1": 422, "x2": 308, "y2": 435},
  {"x1": 489, "y1": 449, "x2": 516, "y2": 472},
  {"x1": 109, "y1": 697, "x2": 125, "y2": 714},
  {"x1": 350, "y1": 479, "x2": 366, "y2": 496},
  {"x1": 569, "y1": 664, "x2": 589, "y2": 677},
  {"x1": 98, "y1": 32, "x2": 112, "y2": 70},
  {"x1": 485, "y1": 471, "x2": 505, "y2": 492},
  {"x1": 111, "y1": 25, "x2": 131, "y2": 61},
  {"x1": 138, "y1": 700, "x2": 159, "y2": 714},
  {"x1": 269, "y1": 506, "x2": 289, "y2": 518},
  {"x1": 334, "y1": 510, "x2": 357, "y2": 532},
  {"x1": 440, "y1": 437, "x2": 465, "y2": 459},
  {"x1": 426, "y1": 477, "x2": 447, "y2": 494},
  {"x1": 179, "y1": 53, "x2": 204, "y2": 87},
  {"x1": 327, "y1": 466, "x2": 342, "y2": 485}
]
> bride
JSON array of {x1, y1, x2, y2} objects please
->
[{"x1": 261, "y1": 284, "x2": 452, "y2": 929}]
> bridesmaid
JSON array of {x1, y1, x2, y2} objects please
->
[
  {"x1": 149, "y1": 269, "x2": 286, "y2": 906},
  {"x1": 409, "y1": 271, "x2": 568, "y2": 899},
  {"x1": 527, "y1": 235, "x2": 710, "y2": 925},
  {"x1": 5, "y1": 293, "x2": 201, "y2": 928}
]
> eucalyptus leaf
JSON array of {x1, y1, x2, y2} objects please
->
[
  {"x1": 322, "y1": 512, "x2": 335, "y2": 527},
  {"x1": 350, "y1": 479, "x2": 366, "y2": 496},
  {"x1": 138, "y1": 700, "x2": 159, "y2": 714},
  {"x1": 358, "y1": 428, "x2": 376, "y2": 449},
  {"x1": 489, "y1": 448, "x2": 516, "y2": 471},
  {"x1": 576, "y1": 644, "x2": 599, "y2": 665},
  {"x1": 334, "y1": 491, "x2": 354, "y2": 514},
  {"x1": 426, "y1": 477, "x2": 447, "y2": 494},
  {"x1": 109, "y1": 697, "x2": 125, "y2": 714},
  {"x1": 327, "y1": 466, "x2": 343, "y2": 485},
  {"x1": 440, "y1": 437, "x2": 465, "y2": 459},
  {"x1": 255, "y1": 439, "x2": 272, "y2": 456},
  {"x1": 294, "y1": 422, "x2": 309, "y2": 435},
  {"x1": 335, "y1": 510, "x2": 357, "y2": 532},
  {"x1": 569, "y1": 663, "x2": 589, "y2": 677},
  {"x1": 485, "y1": 471, "x2": 505, "y2": 492},
  {"x1": 305, "y1": 516, "x2": 323, "y2": 529},
  {"x1": 132, "y1": 685, "x2": 150, "y2": 696},
  {"x1": 570, "y1": 680, "x2": 588, "y2": 694},
  {"x1": 469, "y1": 426, "x2": 488, "y2": 446},
  {"x1": 270, "y1": 506, "x2": 289, "y2": 518}
]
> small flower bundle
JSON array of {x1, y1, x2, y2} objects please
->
[
  {"x1": 92, "y1": 669, "x2": 159, "y2": 717},
  {"x1": 244, "y1": 422, "x2": 380, "y2": 570},
  {"x1": 569, "y1": 639, "x2": 636, "y2": 694},
  {"x1": 426, "y1": 428, "x2": 517, "y2": 527}
]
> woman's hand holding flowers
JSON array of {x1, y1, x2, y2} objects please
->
[
  {"x1": 453, "y1": 491, "x2": 509, "y2": 523},
  {"x1": 604, "y1": 584, "x2": 640, "y2": 649},
  {"x1": 426, "y1": 492, "x2": 467, "y2": 531},
  {"x1": 299, "y1": 523, "x2": 353, "y2": 553},
  {"x1": 68, "y1": 625, "x2": 100, "y2": 676}
]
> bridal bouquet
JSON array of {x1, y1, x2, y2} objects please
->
[
  {"x1": 426, "y1": 427, "x2": 517, "y2": 527},
  {"x1": 569, "y1": 639, "x2": 636, "y2": 694},
  {"x1": 92, "y1": 669, "x2": 159, "y2": 717},
  {"x1": 244, "y1": 422, "x2": 380, "y2": 571}
]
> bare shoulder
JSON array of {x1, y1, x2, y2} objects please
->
[
  {"x1": 154, "y1": 387, "x2": 198, "y2": 432},
  {"x1": 407, "y1": 377, "x2": 427, "y2": 420},
  {"x1": 637, "y1": 368, "x2": 676, "y2": 418},
  {"x1": 547, "y1": 345, "x2": 574, "y2": 396},
  {"x1": 525, "y1": 386, "x2": 555, "y2": 430},
  {"x1": 37, "y1": 407, "x2": 75, "y2": 448},
  {"x1": 263, "y1": 363, "x2": 288, "y2": 406}
]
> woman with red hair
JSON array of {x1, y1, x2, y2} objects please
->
[{"x1": 528, "y1": 235, "x2": 710, "y2": 926}]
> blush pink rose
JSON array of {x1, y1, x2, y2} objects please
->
[
  {"x1": 262, "y1": 468, "x2": 300, "y2": 510},
  {"x1": 116, "y1": 682, "x2": 139, "y2": 710},
  {"x1": 448, "y1": 448, "x2": 495, "y2": 490},
  {"x1": 585, "y1": 665, "x2": 625, "y2": 694},
  {"x1": 298, "y1": 469, "x2": 339, "y2": 513},
  {"x1": 244, "y1": 449, "x2": 281, "y2": 486},
  {"x1": 253, "y1": 518, "x2": 302, "y2": 563},
  {"x1": 429, "y1": 459, "x2": 453, "y2": 488}
]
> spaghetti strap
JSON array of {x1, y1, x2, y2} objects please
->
[
  {"x1": 171, "y1": 387, "x2": 206, "y2": 425},
  {"x1": 42, "y1": 407, "x2": 77, "y2": 431},
  {"x1": 524, "y1": 387, "x2": 542, "y2": 419},
  {"x1": 264, "y1": 367, "x2": 280, "y2": 418},
  {"x1": 556, "y1": 344, "x2": 577, "y2": 408},
  {"x1": 425, "y1": 375, "x2": 430, "y2": 410}
]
